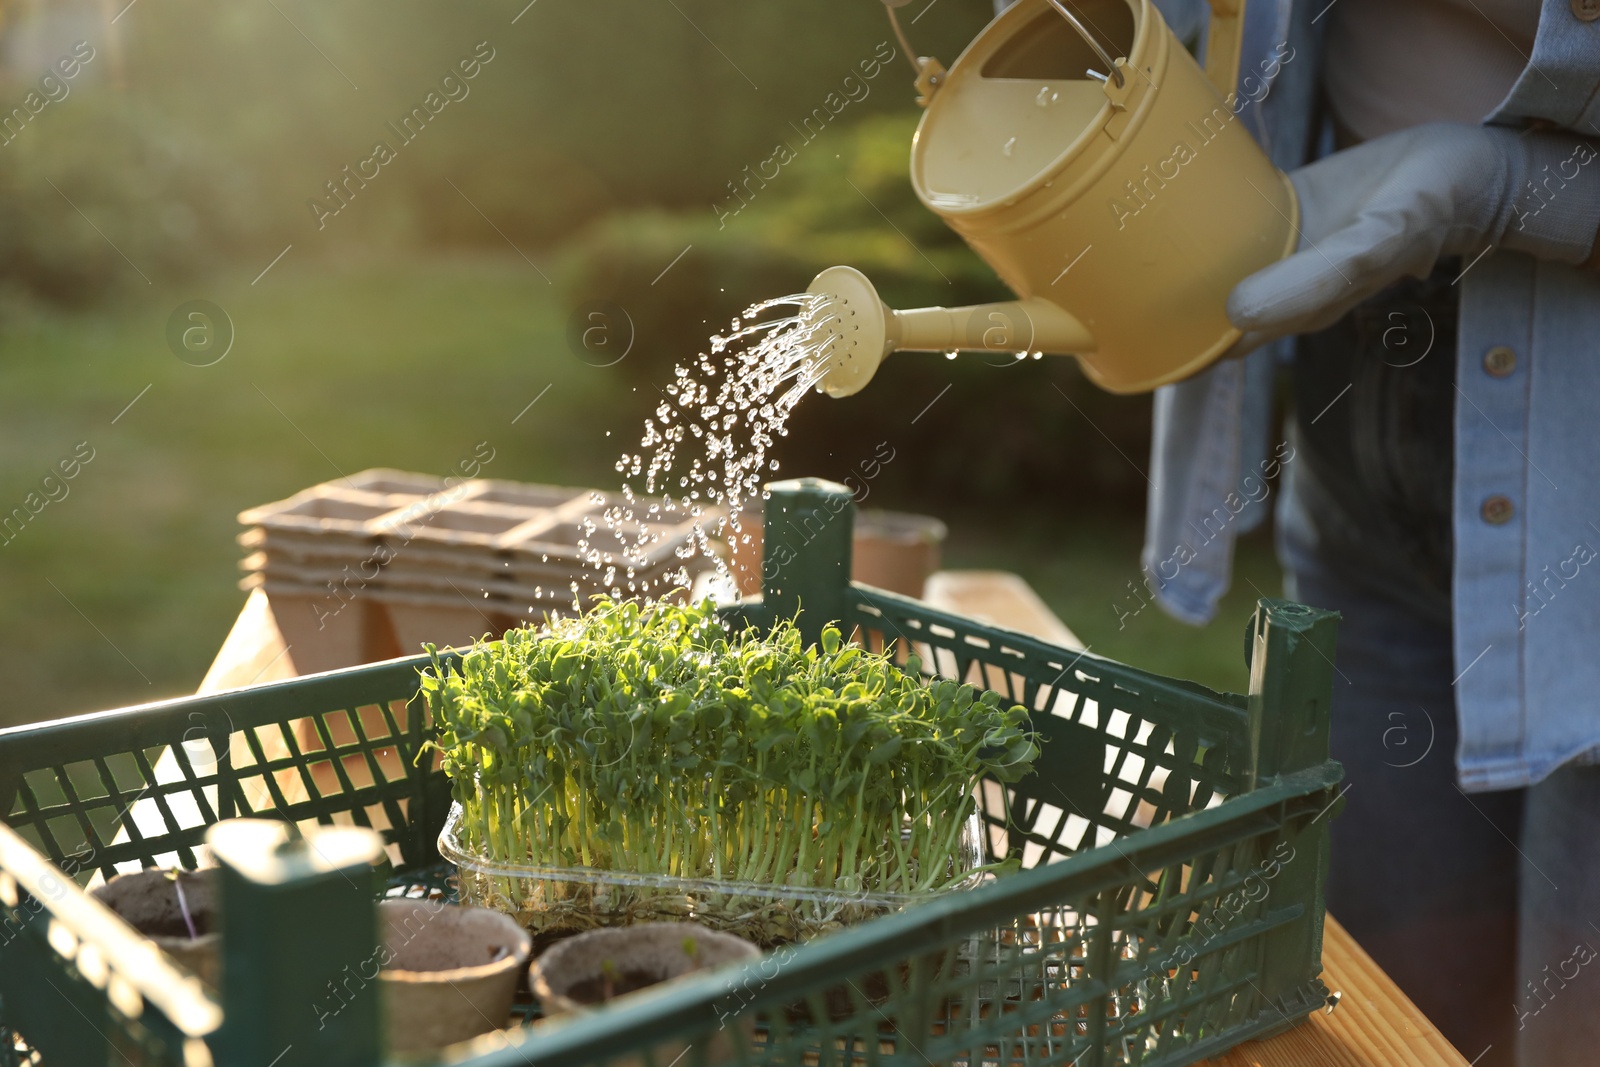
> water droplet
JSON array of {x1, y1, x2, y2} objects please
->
[
  {"x1": 944, "y1": 350, "x2": 959, "y2": 360},
  {"x1": 581, "y1": 291, "x2": 831, "y2": 597}
]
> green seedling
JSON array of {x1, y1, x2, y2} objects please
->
[
  {"x1": 419, "y1": 598, "x2": 1039, "y2": 938},
  {"x1": 164, "y1": 869, "x2": 199, "y2": 941}
]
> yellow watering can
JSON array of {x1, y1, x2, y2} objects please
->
[{"x1": 809, "y1": 0, "x2": 1298, "y2": 396}]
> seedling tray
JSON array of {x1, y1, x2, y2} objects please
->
[
  {"x1": 439, "y1": 801, "x2": 986, "y2": 949},
  {"x1": 0, "y1": 479, "x2": 1343, "y2": 1067},
  {"x1": 237, "y1": 469, "x2": 709, "y2": 575},
  {"x1": 237, "y1": 469, "x2": 722, "y2": 673}
]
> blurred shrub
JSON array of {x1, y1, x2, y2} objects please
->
[
  {"x1": 0, "y1": 0, "x2": 998, "y2": 303},
  {"x1": 0, "y1": 100, "x2": 268, "y2": 302},
  {"x1": 559, "y1": 115, "x2": 1009, "y2": 373}
]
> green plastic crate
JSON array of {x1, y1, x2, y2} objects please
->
[{"x1": 0, "y1": 478, "x2": 1343, "y2": 1067}]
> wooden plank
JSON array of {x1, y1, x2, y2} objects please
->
[
  {"x1": 199, "y1": 590, "x2": 382, "y2": 821},
  {"x1": 199, "y1": 588, "x2": 297, "y2": 693},
  {"x1": 924, "y1": 570, "x2": 1085, "y2": 650},
  {"x1": 1208, "y1": 913, "x2": 1468, "y2": 1066}
]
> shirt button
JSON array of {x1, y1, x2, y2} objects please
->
[
  {"x1": 1483, "y1": 346, "x2": 1517, "y2": 377},
  {"x1": 1574, "y1": 0, "x2": 1600, "y2": 20},
  {"x1": 1482, "y1": 495, "x2": 1516, "y2": 525}
]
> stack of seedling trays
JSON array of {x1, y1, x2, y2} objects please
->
[{"x1": 237, "y1": 468, "x2": 718, "y2": 672}]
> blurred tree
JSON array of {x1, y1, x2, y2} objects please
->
[{"x1": 0, "y1": 0, "x2": 999, "y2": 300}]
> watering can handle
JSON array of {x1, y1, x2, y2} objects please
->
[
  {"x1": 1044, "y1": 0, "x2": 1246, "y2": 99},
  {"x1": 1045, "y1": 0, "x2": 1126, "y2": 87},
  {"x1": 1203, "y1": 0, "x2": 1246, "y2": 100}
]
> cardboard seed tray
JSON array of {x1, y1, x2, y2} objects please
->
[{"x1": 237, "y1": 470, "x2": 725, "y2": 673}]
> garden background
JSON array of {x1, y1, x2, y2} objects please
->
[{"x1": 0, "y1": 0, "x2": 1279, "y2": 728}]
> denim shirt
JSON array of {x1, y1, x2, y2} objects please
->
[{"x1": 1143, "y1": 0, "x2": 1600, "y2": 791}]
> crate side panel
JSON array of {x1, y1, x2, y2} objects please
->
[{"x1": 0, "y1": 657, "x2": 455, "y2": 879}]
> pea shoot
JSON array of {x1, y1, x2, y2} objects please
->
[{"x1": 420, "y1": 598, "x2": 1038, "y2": 940}]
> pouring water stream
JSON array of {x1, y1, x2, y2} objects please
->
[{"x1": 572, "y1": 292, "x2": 834, "y2": 605}]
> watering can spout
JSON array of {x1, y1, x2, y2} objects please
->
[{"x1": 805, "y1": 266, "x2": 1095, "y2": 399}]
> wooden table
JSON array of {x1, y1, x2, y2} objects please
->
[{"x1": 200, "y1": 584, "x2": 1470, "y2": 1067}]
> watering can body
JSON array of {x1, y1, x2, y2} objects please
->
[{"x1": 811, "y1": 0, "x2": 1298, "y2": 396}]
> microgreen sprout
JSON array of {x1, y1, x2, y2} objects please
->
[
  {"x1": 165, "y1": 869, "x2": 199, "y2": 941},
  {"x1": 420, "y1": 598, "x2": 1038, "y2": 941}
]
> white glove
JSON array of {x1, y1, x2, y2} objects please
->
[{"x1": 1226, "y1": 122, "x2": 1600, "y2": 346}]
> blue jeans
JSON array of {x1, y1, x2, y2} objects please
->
[
  {"x1": 1288, "y1": 560, "x2": 1520, "y2": 1064},
  {"x1": 1288, "y1": 560, "x2": 1600, "y2": 1067},
  {"x1": 1284, "y1": 282, "x2": 1600, "y2": 1066}
]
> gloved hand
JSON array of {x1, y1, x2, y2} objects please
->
[{"x1": 1227, "y1": 122, "x2": 1600, "y2": 348}]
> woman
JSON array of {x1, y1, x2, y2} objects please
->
[{"x1": 1131, "y1": 0, "x2": 1600, "y2": 1062}]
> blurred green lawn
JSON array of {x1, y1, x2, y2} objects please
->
[{"x1": 0, "y1": 256, "x2": 1281, "y2": 729}]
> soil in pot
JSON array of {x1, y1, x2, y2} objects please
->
[
  {"x1": 529, "y1": 922, "x2": 761, "y2": 1067},
  {"x1": 90, "y1": 868, "x2": 220, "y2": 988},
  {"x1": 566, "y1": 967, "x2": 665, "y2": 1004},
  {"x1": 529, "y1": 921, "x2": 760, "y2": 1017}
]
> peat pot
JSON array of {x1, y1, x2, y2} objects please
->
[
  {"x1": 529, "y1": 922, "x2": 761, "y2": 1064},
  {"x1": 377, "y1": 898, "x2": 532, "y2": 1054},
  {"x1": 90, "y1": 867, "x2": 220, "y2": 988}
]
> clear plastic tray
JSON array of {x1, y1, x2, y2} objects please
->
[{"x1": 438, "y1": 801, "x2": 984, "y2": 948}]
